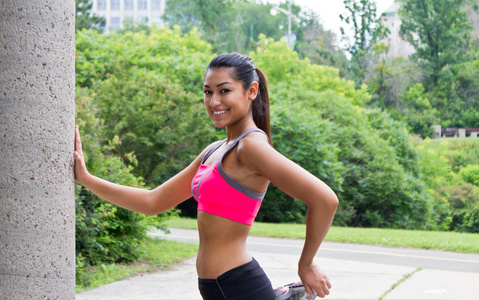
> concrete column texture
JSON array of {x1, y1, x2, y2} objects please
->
[{"x1": 0, "y1": 0, "x2": 76, "y2": 299}]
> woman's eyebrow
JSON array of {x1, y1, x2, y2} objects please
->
[{"x1": 203, "y1": 82, "x2": 231, "y2": 88}]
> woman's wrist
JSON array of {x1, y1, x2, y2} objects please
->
[
  {"x1": 298, "y1": 257, "x2": 314, "y2": 269},
  {"x1": 76, "y1": 171, "x2": 93, "y2": 187}
]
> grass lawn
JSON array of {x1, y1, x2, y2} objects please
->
[
  {"x1": 76, "y1": 237, "x2": 198, "y2": 294},
  {"x1": 165, "y1": 217, "x2": 479, "y2": 254}
]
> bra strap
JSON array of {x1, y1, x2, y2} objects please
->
[
  {"x1": 201, "y1": 139, "x2": 226, "y2": 164},
  {"x1": 221, "y1": 128, "x2": 269, "y2": 159}
]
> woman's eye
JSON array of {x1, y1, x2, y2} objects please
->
[
  {"x1": 220, "y1": 89, "x2": 230, "y2": 93},
  {"x1": 203, "y1": 90, "x2": 212, "y2": 95}
]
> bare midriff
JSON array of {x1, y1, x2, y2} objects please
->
[{"x1": 196, "y1": 211, "x2": 252, "y2": 279}]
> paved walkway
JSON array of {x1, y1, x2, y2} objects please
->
[{"x1": 76, "y1": 230, "x2": 479, "y2": 300}]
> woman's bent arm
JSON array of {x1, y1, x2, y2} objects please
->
[{"x1": 237, "y1": 133, "x2": 338, "y2": 298}]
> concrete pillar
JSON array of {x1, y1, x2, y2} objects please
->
[
  {"x1": 459, "y1": 128, "x2": 466, "y2": 138},
  {"x1": 0, "y1": 0, "x2": 75, "y2": 298}
]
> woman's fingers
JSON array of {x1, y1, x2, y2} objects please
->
[
  {"x1": 74, "y1": 125, "x2": 83, "y2": 155},
  {"x1": 73, "y1": 125, "x2": 89, "y2": 183}
]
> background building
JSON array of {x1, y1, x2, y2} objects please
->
[
  {"x1": 381, "y1": 2, "x2": 415, "y2": 58},
  {"x1": 91, "y1": 0, "x2": 167, "y2": 32}
]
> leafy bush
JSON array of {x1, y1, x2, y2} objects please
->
[
  {"x1": 438, "y1": 183, "x2": 479, "y2": 233},
  {"x1": 250, "y1": 38, "x2": 434, "y2": 228},
  {"x1": 74, "y1": 26, "x2": 213, "y2": 269},
  {"x1": 257, "y1": 91, "x2": 344, "y2": 223},
  {"x1": 93, "y1": 68, "x2": 214, "y2": 185},
  {"x1": 414, "y1": 139, "x2": 479, "y2": 232},
  {"x1": 75, "y1": 88, "x2": 175, "y2": 271},
  {"x1": 460, "y1": 165, "x2": 479, "y2": 186},
  {"x1": 421, "y1": 139, "x2": 479, "y2": 172}
]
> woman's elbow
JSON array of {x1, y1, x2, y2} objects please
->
[
  {"x1": 319, "y1": 189, "x2": 339, "y2": 211},
  {"x1": 142, "y1": 191, "x2": 162, "y2": 216},
  {"x1": 329, "y1": 193, "x2": 339, "y2": 210}
]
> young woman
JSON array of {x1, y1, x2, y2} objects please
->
[{"x1": 74, "y1": 52, "x2": 338, "y2": 300}]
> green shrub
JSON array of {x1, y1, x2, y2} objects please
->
[
  {"x1": 75, "y1": 88, "x2": 175, "y2": 269},
  {"x1": 460, "y1": 165, "x2": 479, "y2": 186},
  {"x1": 250, "y1": 38, "x2": 434, "y2": 228},
  {"x1": 438, "y1": 184, "x2": 479, "y2": 233}
]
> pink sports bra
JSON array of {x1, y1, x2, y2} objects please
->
[{"x1": 191, "y1": 128, "x2": 269, "y2": 225}]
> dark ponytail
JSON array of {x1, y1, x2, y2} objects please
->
[
  {"x1": 252, "y1": 67, "x2": 271, "y2": 143},
  {"x1": 206, "y1": 53, "x2": 272, "y2": 144}
]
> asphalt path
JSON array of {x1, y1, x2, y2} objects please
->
[{"x1": 149, "y1": 228, "x2": 479, "y2": 274}]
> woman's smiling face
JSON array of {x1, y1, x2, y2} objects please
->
[{"x1": 203, "y1": 67, "x2": 257, "y2": 128}]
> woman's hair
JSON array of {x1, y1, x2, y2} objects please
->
[{"x1": 206, "y1": 52, "x2": 272, "y2": 143}]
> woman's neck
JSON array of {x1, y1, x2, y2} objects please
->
[{"x1": 225, "y1": 119, "x2": 257, "y2": 142}]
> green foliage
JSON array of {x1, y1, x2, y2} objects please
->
[
  {"x1": 76, "y1": 27, "x2": 215, "y2": 185},
  {"x1": 399, "y1": 0, "x2": 472, "y2": 87},
  {"x1": 401, "y1": 83, "x2": 431, "y2": 109},
  {"x1": 294, "y1": 11, "x2": 349, "y2": 78},
  {"x1": 438, "y1": 183, "x2": 479, "y2": 233},
  {"x1": 75, "y1": 26, "x2": 212, "y2": 89},
  {"x1": 340, "y1": 0, "x2": 390, "y2": 85},
  {"x1": 75, "y1": 87, "x2": 174, "y2": 269},
  {"x1": 431, "y1": 61, "x2": 479, "y2": 128},
  {"x1": 93, "y1": 68, "x2": 213, "y2": 185},
  {"x1": 257, "y1": 89, "x2": 344, "y2": 223},
  {"x1": 340, "y1": 0, "x2": 390, "y2": 56},
  {"x1": 248, "y1": 38, "x2": 433, "y2": 228},
  {"x1": 365, "y1": 1, "x2": 477, "y2": 134},
  {"x1": 460, "y1": 164, "x2": 479, "y2": 186},
  {"x1": 163, "y1": 0, "x2": 338, "y2": 57},
  {"x1": 414, "y1": 139, "x2": 479, "y2": 232},
  {"x1": 424, "y1": 139, "x2": 479, "y2": 170},
  {"x1": 252, "y1": 36, "x2": 370, "y2": 107},
  {"x1": 75, "y1": 26, "x2": 214, "y2": 269}
]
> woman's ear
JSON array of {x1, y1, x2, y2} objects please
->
[{"x1": 248, "y1": 81, "x2": 259, "y2": 100}]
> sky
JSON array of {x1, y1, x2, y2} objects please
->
[{"x1": 264, "y1": 0, "x2": 395, "y2": 43}]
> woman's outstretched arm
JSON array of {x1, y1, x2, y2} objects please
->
[
  {"x1": 237, "y1": 133, "x2": 338, "y2": 298},
  {"x1": 73, "y1": 125, "x2": 203, "y2": 215}
]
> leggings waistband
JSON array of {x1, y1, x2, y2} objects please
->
[{"x1": 198, "y1": 258, "x2": 274, "y2": 300}]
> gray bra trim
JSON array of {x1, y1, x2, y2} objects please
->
[{"x1": 217, "y1": 161, "x2": 266, "y2": 200}]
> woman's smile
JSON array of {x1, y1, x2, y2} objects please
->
[{"x1": 212, "y1": 109, "x2": 230, "y2": 116}]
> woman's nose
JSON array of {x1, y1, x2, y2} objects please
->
[{"x1": 209, "y1": 94, "x2": 220, "y2": 107}]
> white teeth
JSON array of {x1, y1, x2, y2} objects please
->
[{"x1": 213, "y1": 110, "x2": 228, "y2": 115}]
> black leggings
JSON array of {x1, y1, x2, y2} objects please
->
[{"x1": 198, "y1": 258, "x2": 275, "y2": 300}]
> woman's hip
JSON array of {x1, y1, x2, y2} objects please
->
[{"x1": 198, "y1": 258, "x2": 275, "y2": 300}]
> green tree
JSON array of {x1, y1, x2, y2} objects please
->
[
  {"x1": 251, "y1": 36, "x2": 433, "y2": 228},
  {"x1": 399, "y1": 0, "x2": 473, "y2": 87},
  {"x1": 76, "y1": 27, "x2": 215, "y2": 186},
  {"x1": 163, "y1": 0, "x2": 231, "y2": 41},
  {"x1": 340, "y1": 0, "x2": 390, "y2": 85},
  {"x1": 295, "y1": 10, "x2": 351, "y2": 78},
  {"x1": 432, "y1": 61, "x2": 479, "y2": 128},
  {"x1": 75, "y1": 0, "x2": 105, "y2": 32},
  {"x1": 75, "y1": 87, "x2": 173, "y2": 269},
  {"x1": 163, "y1": 0, "x2": 339, "y2": 60}
]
